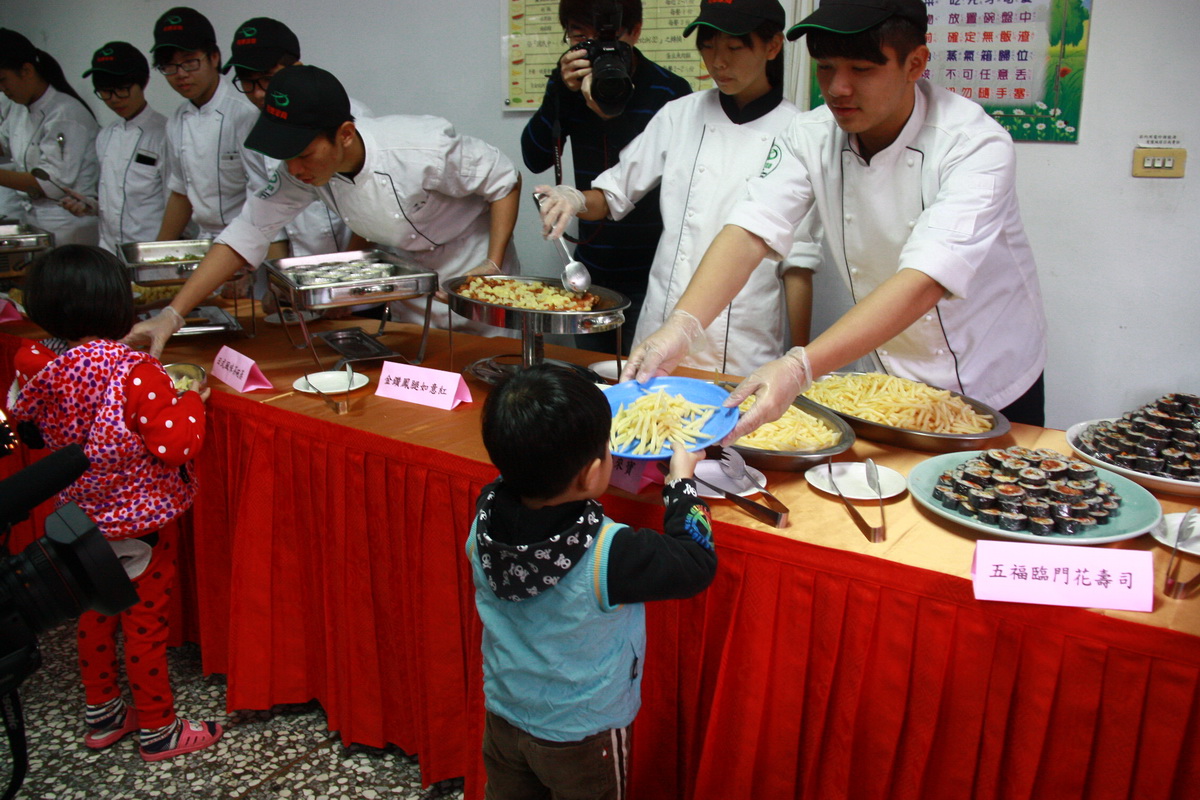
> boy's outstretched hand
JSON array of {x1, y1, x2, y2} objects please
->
[{"x1": 665, "y1": 442, "x2": 705, "y2": 484}]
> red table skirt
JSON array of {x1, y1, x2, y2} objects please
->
[{"x1": 2, "y1": 334, "x2": 1198, "y2": 799}]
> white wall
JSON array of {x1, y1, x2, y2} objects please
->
[{"x1": 3, "y1": 1, "x2": 1197, "y2": 429}]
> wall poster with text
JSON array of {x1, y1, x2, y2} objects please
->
[
  {"x1": 503, "y1": 0, "x2": 715, "y2": 110},
  {"x1": 807, "y1": 0, "x2": 1091, "y2": 143}
]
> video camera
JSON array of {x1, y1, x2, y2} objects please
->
[
  {"x1": 572, "y1": 1, "x2": 635, "y2": 117},
  {"x1": 0, "y1": 442, "x2": 137, "y2": 800}
]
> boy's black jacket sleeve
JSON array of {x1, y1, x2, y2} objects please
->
[{"x1": 606, "y1": 479, "x2": 716, "y2": 605}]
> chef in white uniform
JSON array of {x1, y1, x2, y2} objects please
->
[
  {"x1": 0, "y1": 29, "x2": 100, "y2": 246},
  {"x1": 0, "y1": 95, "x2": 25, "y2": 220},
  {"x1": 537, "y1": 0, "x2": 815, "y2": 377},
  {"x1": 128, "y1": 66, "x2": 522, "y2": 356},
  {"x1": 223, "y1": 17, "x2": 372, "y2": 258},
  {"x1": 149, "y1": 7, "x2": 275, "y2": 245},
  {"x1": 626, "y1": 0, "x2": 1047, "y2": 433},
  {"x1": 65, "y1": 42, "x2": 172, "y2": 255}
]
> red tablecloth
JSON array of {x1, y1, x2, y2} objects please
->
[{"x1": 2, "y1": 331, "x2": 1198, "y2": 800}]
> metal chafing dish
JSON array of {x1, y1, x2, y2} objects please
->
[
  {"x1": 119, "y1": 239, "x2": 211, "y2": 285},
  {"x1": 265, "y1": 249, "x2": 438, "y2": 369},
  {"x1": 805, "y1": 372, "x2": 1012, "y2": 453},
  {"x1": 0, "y1": 220, "x2": 53, "y2": 279},
  {"x1": 445, "y1": 274, "x2": 630, "y2": 384}
]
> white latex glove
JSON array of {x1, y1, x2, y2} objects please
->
[
  {"x1": 721, "y1": 346, "x2": 813, "y2": 444},
  {"x1": 436, "y1": 259, "x2": 501, "y2": 303},
  {"x1": 124, "y1": 306, "x2": 184, "y2": 359},
  {"x1": 619, "y1": 309, "x2": 704, "y2": 383},
  {"x1": 534, "y1": 184, "x2": 586, "y2": 239},
  {"x1": 58, "y1": 188, "x2": 97, "y2": 217}
]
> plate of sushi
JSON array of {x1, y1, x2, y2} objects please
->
[
  {"x1": 1065, "y1": 393, "x2": 1200, "y2": 498},
  {"x1": 908, "y1": 445, "x2": 1162, "y2": 545}
]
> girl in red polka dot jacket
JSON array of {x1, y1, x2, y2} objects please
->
[{"x1": 8, "y1": 244, "x2": 222, "y2": 761}]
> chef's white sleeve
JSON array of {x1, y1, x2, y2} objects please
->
[
  {"x1": 725, "y1": 139, "x2": 817, "y2": 262},
  {"x1": 32, "y1": 118, "x2": 96, "y2": 198},
  {"x1": 898, "y1": 129, "x2": 1016, "y2": 300},
  {"x1": 164, "y1": 124, "x2": 188, "y2": 197},
  {"x1": 430, "y1": 122, "x2": 519, "y2": 203},
  {"x1": 590, "y1": 109, "x2": 672, "y2": 220},
  {"x1": 215, "y1": 171, "x2": 315, "y2": 265}
]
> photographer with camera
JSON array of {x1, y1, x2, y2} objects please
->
[{"x1": 521, "y1": 0, "x2": 691, "y2": 355}]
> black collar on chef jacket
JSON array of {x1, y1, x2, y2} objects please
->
[{"x1": 718, "y1": 83, "x2": 783, "y2": 125}]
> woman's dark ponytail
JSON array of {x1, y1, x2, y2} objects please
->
[
  {"x1": 0, "y1": 29, "x2": 95, "y2": 119},
  {"x1": 31, "y1": 49, "x2": 95, "y2": 119}
]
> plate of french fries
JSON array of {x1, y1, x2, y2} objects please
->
[{"x1": 605, "y1": 377, "x2": 739, "y2": 460}]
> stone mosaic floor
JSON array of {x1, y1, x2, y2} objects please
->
[{"x1": 5, "y1": 623, "x2": 464, "y2": 799}]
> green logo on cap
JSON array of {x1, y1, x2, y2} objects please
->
[
  {"x1": 101, "y1": 47, "x2": 114, "y2": 56},
  {"x1": 271, "y1": 91, "x2": 290, "y2": 107},
  {"x1": 167, "y1": 15, "x2": 182, "y2": 24},
  {"x1": 240, "y1": 26, "x2": 257, "y2": 37}
]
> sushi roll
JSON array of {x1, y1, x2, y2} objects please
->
[
  {"x1": 1040, "y1": 459, "x2": 1069, "y2": 481},
  {"x1": 969, "y1": 488, "x2": 997, "y2": 509},
  {"x1": 1019, "y1": 481, "x2": 1049, "y2": 498},
  {"x1": 1018, "y1": 467, "x2": 1047, "y2": 486},
  {"x1": 1076, "y1": 517, "x2": 1098, "y2": 534},
  {"x1": 1022, "y1": 498, "x2": 1051, "y2": 516},
  {"x1": 953, "y1": 476, "x2": 984, "y2": 495},
  {"x1": 1066, "y1": 479, "x2": 1098, "y2": 496},
  {"x1": 977, "y1": 508, "x2": 1004, "y2": 527},
  {"x1": 941, "y1": 491, "x2": 967, "y2": 512},
  {"x1": 984, "y1": 449, "x2": 1009, "y2": 468},
  {"x1": 1055, "y1": 517, "x2": 1081, "y2": 535},
  {"x1": 999, "y1": 511, "x2": 1030, "y2": 531},
  {"x1": 1050, "y1": 483, "x2": 1085, "y2": 503},
  {"x1": 1101, "y1": 500, "x2": 1121, "y2": 517},
  {"x1": 1066, "y1": 461, "x2": 1097, "y2": 481},
  {"x1": 1090, "y1": 509, "x2": 1110, "y2": 525},
  {"x1": 1069, "y1": 502, "x2": 1093, "y2": 519},
  {"x1": 1029, "y1": 517, "x2": 1056, "y2": 535}
]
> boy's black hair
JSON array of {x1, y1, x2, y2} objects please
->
[
  {"x1": 482, "y1": 365, "x2": 611, "y2": 500},
  {"x1": 806, "y1": 17, "x2": 925, "y2": 65},
  {"x1": 559, "y1": 0, "x2": 643, "y2": 33},
  {"x1": 92, "y1": 69, "x2": 150, "y2": 92},
  {"x1": 695, "y1": 21, "x2": 786, "y2": 89},
  {"x1": 152, "y1": 44, "x2": 220, "y2": 70},
  {"x1": 25, "y1": 245, "x2": 135, "y2": 342}
]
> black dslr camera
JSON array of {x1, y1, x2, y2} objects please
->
[{"x1": 573, "y1": 2, "x2": 635, "y2": 117}]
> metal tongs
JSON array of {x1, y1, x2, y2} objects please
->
[
  {"x1": 1164, "y1": 508, "x2": 1199, "y2": 599},
  {"x1": 657, "y1": 455, "x2": 787, "y2": 528},
  {"x1": 302, "y1": 364, "x2": 355, "y2": 415},
  {"x1": 827, "y1": 457, "x2": 886, "y2": 543}
]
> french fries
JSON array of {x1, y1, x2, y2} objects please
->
[
  {"x1": 734, "y1": 396, "x2": 840, "y2": 451},
  {"x1": 804, "y1": 373, "x2": 992, "y2": 434},
  {"x1": 610, "y1": 388, "x2": 716, "y2": 456}
]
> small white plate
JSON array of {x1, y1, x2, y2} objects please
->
[
  {"x1": 693, "y1": 460, "x2": 766, "y2": 498},
  {"x1": 293, "y1": 371, "x2": 369, "y2": 394},
  {"x1": 589, "y1": 360, "x2": 623, "y2": 382},
  {"x1": 1150, "y1": 512, "x2": 1200, "y2": 556},
  {"x1": 264, "y1": 309, "x2": 321, "y2": 325},
  {"x1": 805, "y1": 461, "x2": 907, "y2": 500}
]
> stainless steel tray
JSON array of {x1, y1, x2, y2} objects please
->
[
  {"x1": 804, "y1": 372, "x2": 1011, "y2": 453},
  {"x1": 0, "y1": 221, "x2": 53, "y2": 253},
  {"x1": 445, "y1": 274, "x2": 628, "y2": 335},
  {"x1": 266, "y1": 250, "x2": 437, "y2": 309},
  {"x1": 720, "y1": 388, "x2": 856, "y2": 472},
  {"x1": 120, "y1": 239, "x2": 212, "y2": 285},
  {"x1": 139, "y1": 304, "x2": 242, "y2": 336}
]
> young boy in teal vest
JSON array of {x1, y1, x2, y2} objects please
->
[{"x1": 469, "y1": 365, "x2": 716, "y2": 799}]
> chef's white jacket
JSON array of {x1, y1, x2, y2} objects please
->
[
  {"x1": 165, "y1": 78, "x2": 266, "y2": 239},
  {"x1": 727, "y1": 80, "x2": 1046, "y2": 409},
  {"x1": 592, "y1": 90, "x2": 816, "y2": 377},
  {"x1": 0, "y1": 95, "x2": 24, "y2": 221},
  {"x1": 95, "y1": 104, "x2": 171, "y2": 254},
  {"x1": 218, "y1": 115, "x2": 520, "y2": 331},
  {"x1": 6, "y1": 85, "x2": 99, "y2": 245},
  {"x1": 256, "y1": 97, "x2": 374, "y2": 258}
]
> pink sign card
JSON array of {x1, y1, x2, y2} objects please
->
[
  {"x1": 0, "y1": 300, "x2": 22, "y2": 322},
  {"x1": 210, "y1": 345, "x2": 273, "y2": 392},
  {"x1": 608, "y1": 456, "x2": 659, "y2": 494},
  {"x1": 972, "y1": 539, "x2": 1154, "y2": 613},
  {"x1": 375, "y1": 360, "x2": 472, "y2": 410}
]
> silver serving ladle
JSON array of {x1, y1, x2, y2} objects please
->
[
  {"x1": 532, "y1": 192, "x2": 592, "y2": 293},
  {"x1": 31, "y1": 167, "x2": 98, "y2": 211}
]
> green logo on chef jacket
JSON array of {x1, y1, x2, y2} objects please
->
[
  {"x1": 271, "y1": 91, "x2": 290, "y2": 107},
  {"x1": 760, "y1": 143, "x2": 781, "y2": 177},
  {"x1": 261, "y1": 170, "x2": 281, "y2": 200},
  {"x1": 240, "y1": 26, "x2": 257, "y2": 37},
  {"x1": 167, "y1": 15, "x2": 182, "y2": 24}
]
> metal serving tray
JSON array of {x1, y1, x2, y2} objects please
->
[
  {"x1": 716, "y1": 386, "x2": 856, "y2": 472},
  {"x1": 120, "y1": 239, "x2": 212, "y2": 285},
  {"x1": 805, "y1": 372, "x2": 1011, "y2": 453},
  {"x1": 139, "y1": 304, "x2": 242, "y2": 336},
  {"x1": 444, "y1": 274, "x2": 629, "y2": 336},
  {"x1": 266, "y1": 250, "x2": 437, "y2": 310},
  {"x1": 0, "y1": 221, "x2": 53, "y2": 253}
]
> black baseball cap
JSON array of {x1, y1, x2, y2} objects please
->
[
  {"x1": 150, "y1": 7, "x2": 217, "y2": 53},
  {"x1": 786, "y1": 0, "x2": 927, "y2": 41},
  {"x1": 683, "y1": 0, "x2": 787, "y2": 37},
  {"x1": 83, "y1": 41, "x2": 148, "y2": 78},
  {"x1": 244, "y1": 65, "x2": 352, "y2": 160},
  {"x1": 224, "y1": 18, "x2": 301, "y2": 73}
]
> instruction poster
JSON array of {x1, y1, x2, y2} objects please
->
[
  {"x1": 807, "y1": 0, "x2": 1091, "y2": 142},
  {"x1": 504, "y1": 0, "x2": 714, "y2": 109}
]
